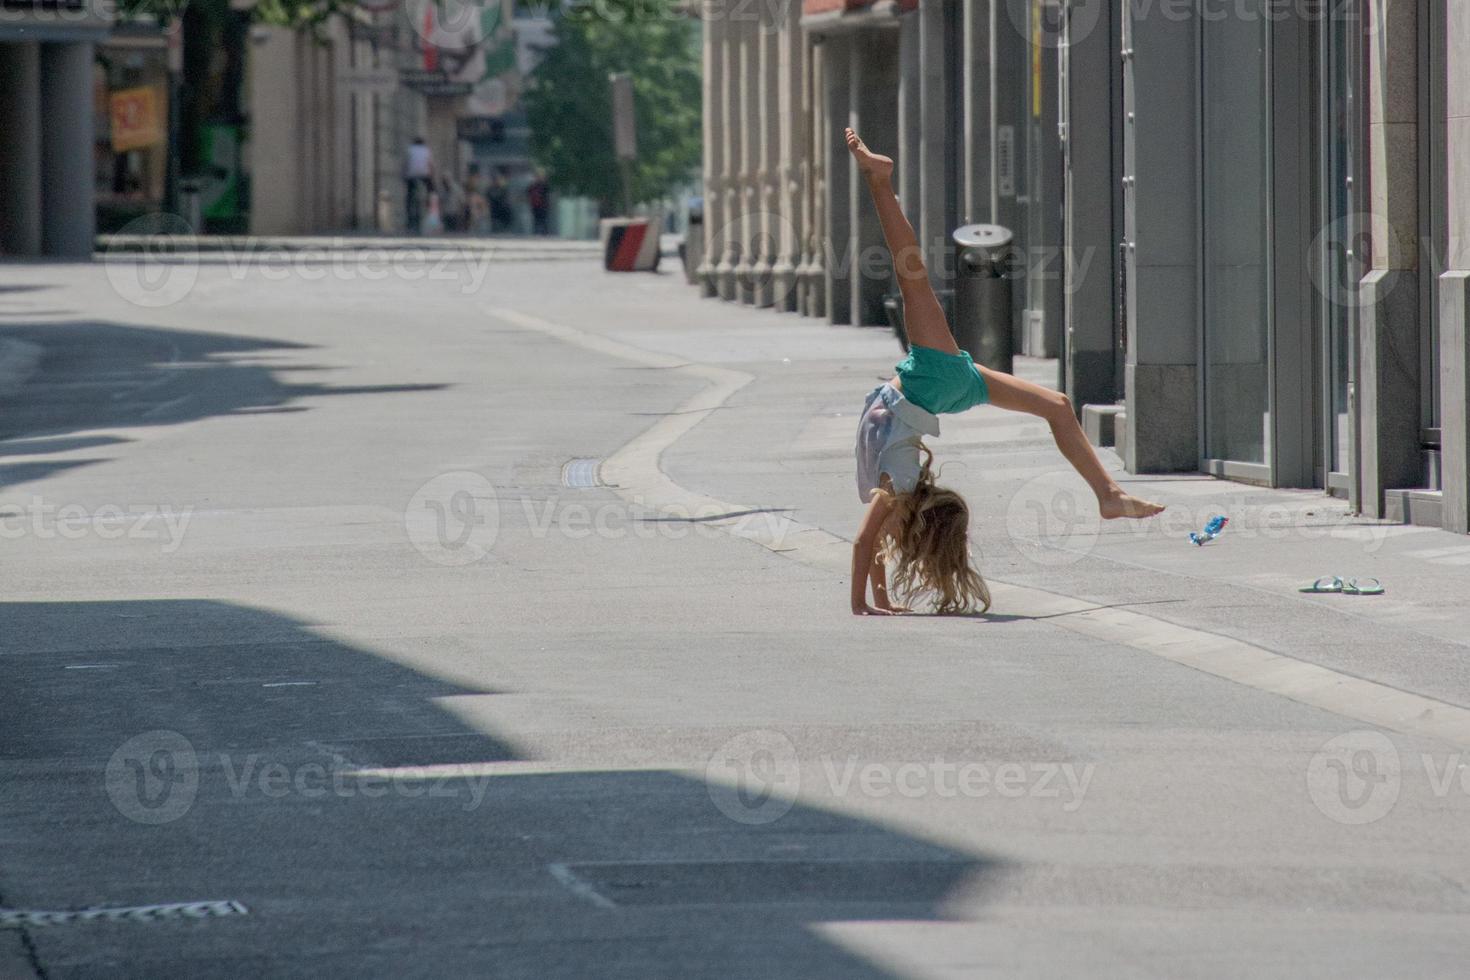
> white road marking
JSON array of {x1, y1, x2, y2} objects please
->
[
  {"x1": 547, "y1": 863, "x2": 617, "y2": 909},
  {"x1": 489, "y1": 307, "x2": 1470, "y2": 750}
]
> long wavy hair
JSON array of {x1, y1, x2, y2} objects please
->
[{"x1": 877, "y1": 447, "x2": 991, "y2": 615}]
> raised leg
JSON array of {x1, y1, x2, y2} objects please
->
[
  {"x1": 846, "y1": 128, "x2": 958, "y2": 355},
  {"x1": 977, "y1": 364, "x2": 1166, "y2": 520}
]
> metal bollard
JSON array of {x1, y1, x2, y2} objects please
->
[{"x1": 952, "y1": 224, "x2": 1015, "y2": 374}]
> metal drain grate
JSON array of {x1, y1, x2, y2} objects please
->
[
  {"x1": 561, "y1": 458, "x2": 604, "y2": 489},
  {"x1": 0, "y1": 900, "x2": 248, "y2": 929}
]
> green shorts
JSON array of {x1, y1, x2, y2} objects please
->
[{"x1": 894, "y1": 345, "x2": 991, "y2": 415}]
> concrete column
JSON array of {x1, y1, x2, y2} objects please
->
[
  {"x1": 1121, "y1": 0, "x2": 1199, "y2": 472},
  {"x1": 1358, "y1": 0, "x2": 1422, "y2": 516},
  {"x1": 1437, "y1": 0, "x2": 1470, "y2": 531},
  {"x1": 773, "y1": 8, "x2": 806, "y2": 312},
  {"x1": 735, "y1": 18, "x2": 759, "y2": 304},
  {"x1": 250, "y1": 26, "x2": 304, "y2": 235},
  {"x1": 700, "y1": 2, "x2": 725, "y2": 297},
  {"x1": 753, "y1": 11, "x2": 781, "y2": 307},
  {"x1": 848, "y1": 28, "x2": 901, "y2": 327},
  {"x1": 823, "y1": 35, "x2": 853, "y2": 324},
  {"x1": 1028, "y1": 10, "x2": 1065, "y2": 359},
  {"x1": 917, "y1": 0, "x2": 949, "y2": 273},
  {"x1": 962, "y1": 0, "x2": 992, "y2": 223},
  {"x1": 715, "y1": 12, "x2": 741, "y2": 301},
  {"x1": 0, "y1": 43, "x2": 43, "y2": 257},
  {"x1": 897, "y1": 15, "x2": 922, "y2": 224},
  {"x1": 806, "y1": 38, "x2": 829, "y2": 319},
  {"x1": 39, "y1": 42, "x2": 96, "y2": 259},
  {"x1": 1063, "y1": 0, "x2": 1120, "y2": 412},
  {"x1": 1444, "y1": 273, "x2": 1470, "y2": 532}
]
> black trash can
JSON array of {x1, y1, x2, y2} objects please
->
[
  {"x1": 952, "y1": 224, "x2": 1015, "y2": 374},
  {"x1": 681, "y1": 196, "x2": 704, "y2": 285}
]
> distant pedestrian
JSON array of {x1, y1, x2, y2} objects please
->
[
  {"x1": 404, "y1": 137, "x2": 434, "y2": 233},
  {"x1": 487, "y1": 170, "x2": 512, "y2": 233},
  {"x1": 528, "y1": 171, "x2": 551, "y2": 236}
]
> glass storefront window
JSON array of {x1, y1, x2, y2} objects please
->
[{"x1": 1201, "y1": 2, "x2": 1272, "y2": 466}]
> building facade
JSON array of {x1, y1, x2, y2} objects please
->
[
  {"x1": 697, "y1": 0, "x2": 1470, "y2": 534},
  {"x1": 0, "y1": 1, "x2": 113, "y2": 258}
]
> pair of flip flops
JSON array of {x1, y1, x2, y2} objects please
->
[{"x1": 1299, "y1": 576, "x2": 1385, "y2": 596}]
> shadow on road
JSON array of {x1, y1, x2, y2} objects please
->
[
  {"x1": 0, "y1": 319, "x2": 448, "y2": 488},
  {"x1": 0, "y1": 599, "x2": 994, "y2": 978}
]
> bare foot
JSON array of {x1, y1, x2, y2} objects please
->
[
  {"x1": 845, "y1": 128, "x2": 894, "y2": 182},
  {"x1": 1099, "y1": 489, "x2": 1166, "y2": 520}
]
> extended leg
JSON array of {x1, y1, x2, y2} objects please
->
[
  {"x1": 978, "y1": 365, "x2": 1166, "y2": 520},
  {"x1": 846, "y1": 129, "x2": 958, "y2": 356}
]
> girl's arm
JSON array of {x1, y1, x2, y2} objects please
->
[
  {"x1": 851, "y1": 493, "x2": 897, "y2": 616},
  {"x1": 869, "y1": 554, "x2": 907, "y2": 613}
]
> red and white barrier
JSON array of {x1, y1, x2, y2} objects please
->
[{"x1": 600, "y1": 217, "x2": 661, "y2": 273}]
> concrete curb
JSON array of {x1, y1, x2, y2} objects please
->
[
  {"x1": 489, "y1": 305, "x2": 1470, "y2": 751},
  {"x1": 0, "y1": 338, "x2": 43, "y2": 400}
]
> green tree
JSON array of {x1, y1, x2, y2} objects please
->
[{"x1": 524, "y1": 0, "x2": 702, "y2": 213}]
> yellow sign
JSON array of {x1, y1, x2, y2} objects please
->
[{"x1": 110, "y1": 87, "x2": 164, "y2": 153}]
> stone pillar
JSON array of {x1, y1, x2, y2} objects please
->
[
  {"x1": 773, "y1": 6, "x2": 806, "y2": 312},
  {"x1": 1122, "y1": 1, "x2": 1199, "y2": 472},
  {"x1": 1358, "y1": 0, "x2": 1422, "y2": 516},
  {"x1": 823, "y1": 35, "x2": 853, "y2": 324},
  {"x1": 848, "y1": 28, "x2": 900, "y2": 327},
  {"x1": 963, "y1": 0, "x2": 992, "y2": 223},
  {"x1": 753, "y1": 11, "x2": 781, "y2": 307},
  {"x1": 0, "y1": 43, "x2": 43, "y2": 257},
  {"x1": 806, "y1": 38, "x2": 828, "y2": 320},
  {"x1": 39, "y1": 42, "x2": 96, "y2": 259},
  {"x1": 715, "y1": 12, "x2": 742, "y2": 301},
  {"x1": 699, "y1": 2, "x2": 725, "y2": 297},
  {"x1": 735, "y1": 19, "x2": 759, "y2": 304},
  {"x1": 1063, "y1": 0, "x2": 1120, "y2": 412},
  {"x1": 917, "y1": 0, "x2": 949, "y2": 274},
  {"x1": 1438, "y1": 0, "x2": 1470, "y2": 531},
  {"x1": 897, "y1": 15, "x2": 922, "y2": 224}
]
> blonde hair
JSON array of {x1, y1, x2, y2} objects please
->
[{"x1": 877, "y1": 447, "x2": 991, "y2": 615}]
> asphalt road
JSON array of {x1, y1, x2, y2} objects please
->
[{"x1": 2, "y1": 249, "x2": 1469, "y2": 978}]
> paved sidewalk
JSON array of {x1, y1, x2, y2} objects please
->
[{"x1": 502, "y1": 265, "x2": 1470, "y2": 711}]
